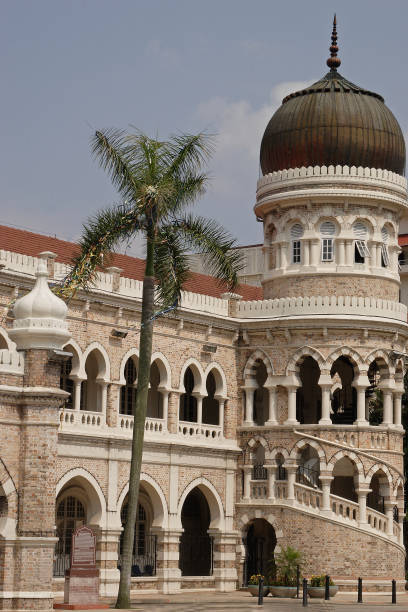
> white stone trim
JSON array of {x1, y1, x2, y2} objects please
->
[{"x1": 0, "y1": 591, "x2": 53, "y2": 598}]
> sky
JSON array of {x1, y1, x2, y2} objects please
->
[{"x1": 1, "y1": 0, "x2": 408, "y2": 256}]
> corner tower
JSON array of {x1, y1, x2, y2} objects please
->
[{"x1": 255, "y1": 16, "x2": 407, "y2": 301}]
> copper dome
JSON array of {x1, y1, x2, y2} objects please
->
[{"x1": 260, "y1": 20, "x2": 406, "y2": 176}]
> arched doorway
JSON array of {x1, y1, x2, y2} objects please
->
[
  {"x1": 244, "y1": 519, "x2": 276, "y2": 585},
  {"x1": 330, "y1": 357, "x2": 357, "y2": 424},
  {"x1": 179, "y1": 488, "x2": 213, "y2": 576},
  {"x1": 253, "y1": 361, "x2": 268, "y2": 426},
  {"x1": 54, "y1": 495, "x2": 86, "y2": 576}
]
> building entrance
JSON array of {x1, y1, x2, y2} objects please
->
[{"x1": 244, "y1": 519, "x2": 276, "y2": 585}]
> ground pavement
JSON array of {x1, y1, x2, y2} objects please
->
[{"x1": 82, "y1": 590, "x2": 408, "y2": 612}]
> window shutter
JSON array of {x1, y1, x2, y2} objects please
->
[
  {"x1": 290, "y1": 223, "x2": 304, "y2": 239},
  {"x1": 353, "y1": 222, "x2": 368, "y2": 239},
  {"x1": 381, "y1": 226, "x2": 389, "y2": 243},
  {"x1": 320, "y1": 221, "x2": 336, "y2": 236}
]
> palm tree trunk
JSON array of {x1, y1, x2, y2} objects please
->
[{"x1": 115, "y1": 232, "x2": 155, "y2": 608}]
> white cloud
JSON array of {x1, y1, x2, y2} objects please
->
[{"x1": 194, "y1": 81, "x2": 313, "y2": 240}]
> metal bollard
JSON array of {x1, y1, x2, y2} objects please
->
[
  {"x1": 302, "y1": 578, "x2": 308, "y2": 607},
  {"x1": 296, "y1": 565, "x2": 300, "y2": 598},
  {"x1": 392, "y1": 579, "x2": 396, "y2": 604},
  {"x1": 357, "y1": 577, "x2": 363, "y2": 603},
  {"x1": 257, "y1": 576, "x2": 264, "y2": 606},
  {"x1": 325, "y1": 574, "x2": 330, "y2": 600}
]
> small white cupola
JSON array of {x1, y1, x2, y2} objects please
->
[{"x1": 9, "y1": 254, "x2": 71, "y2": 350}]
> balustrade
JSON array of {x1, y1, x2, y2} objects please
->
[
  {"x1": 331, "y1": 494, "x2": 359, "y2": 522},
  {"x1": 294, "y1": 483, "x2": 322, "y2": 509},
  {"x1": 178, "y1": 421, "x2": 222, "y2": 440},
  {"x1": 60, "y1": 408, "x2": 104, "y2": 429}
]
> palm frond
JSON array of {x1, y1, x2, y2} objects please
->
[
  {"x1": 173, "y1": 214, "x2": 245, "y2": 290},
  {"x1": 91, "y1": 129, "x2": 143, "y2": 204},
  {"x1": 154, "y1": 225, "x2": 190, "y2": 308},
  {"x1": 58, "y1": 204, "x2": 143, "y2": 298},
  {"x1": 163, "y1": 132, "x2": 215, "y2": 181}
]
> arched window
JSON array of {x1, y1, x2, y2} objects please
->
[
  {"x1": 202, "y1": 371, "x2": 219, "y2": 425},
  {"x1": 290, "y1": 223, "x2": 303, "y2": 264},
  {"x1": 381, "y1": 226, "x2": 390, "y2": 267},
  {"x1": 320, "y1": 221, "x2": 335, "y2": 262},
  {"x1": 252, "y1": 445, "x2": 267, "y2": 480},
  {"x1": 276, "y1": 453, "x2": 287, "y2": 480},
  {"x1": 81, "y1": 350, "x2": 106, "y2": 412},
  {"x1": 120, "y1": 358, "x2": 137, "y2": 415},
  {"x1": 60, "y1": 358, "x2": 73, "y2": 409},
  {"x1": 119, "y1": 493, "x2": 156, "y2": 576},
  {"x1": 253, "y1": 360, "x2": 268, "y2": 426},
  {"x1": 353, "y1": 222, "x2": 370, "y2": 263},
  {"x1": 54, "y1": 496, "x2": 86, "y2": 576},
  {"x1": 296, "y1": 356, "x2": 321, "y2": 424},
  {"x1": 296, "y1": 446, "x2": 320, "y2": 488},
  {"x1": 147, "y1": 361, "x2": 163, "y2": 418},
  {"x1": 330, "y1": 357, "x2": 357, "y2": 424},
  {"x1": 180, "y1": 367, "x2": 197, "y2": 422}
]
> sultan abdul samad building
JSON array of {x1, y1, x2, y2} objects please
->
[{"x1": 0, "y1": 18, "x2": 408, "y2": 609}]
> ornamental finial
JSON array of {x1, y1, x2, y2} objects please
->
[{"x1": 326, "y1": 14, "x2": 341, "y2": 71}]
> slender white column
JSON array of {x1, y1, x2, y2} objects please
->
[
  {"x1": 243, "y1": 466, "x2": 251, "y2": 501},
  {"x1": 275, "y1": 244, "x2": 281, "y2": 269},
  {"x1": 356, "y1": 488, "x2": 369, "y2": 526},
  {"x1": 280, "y1": 243, "x2": 288, "y2": 269},
  {"x1": 310, "y1": 239, "x2": 320, "y2": 266},
  {"x1": 382, "y1": 389, "x2": 393, "y2": 426},
  {"x1": 319, "y1": 384, "x2": 332, "y2": 425},
  {"x1": 353, "y1": 380, "x2": 369, "y2": 426},
  {"x1": 345, "y1": 240, "x2": 353, "y2": 266},
  {"x1": 218, "y1": 399, "x2": 225, "y2": 431},
  {"x1": 376, "y1": 243, "x2": 382, "y2": 268},
  {"x1": 337, "y1": 239, "x2": 345, "y2": 266},
  {"x1": 265, "y1": 386, "x2": 278, "y2": 425},
  {"x1": 196, "y1": 394, "x2": 203, "y2": 425},
  {"x1": 385, "y1": 501, "x2": 394, "y2": 537},
  {"x1": 393, "y1": 392, "x2": 403, "y2": 429},
  {"x1": 267, "y1": 465, "x2": 276, "y2": 501},
  {"x1": 243, "y1": 384, "x2": 256, "y2": 426},
  {"x1": 319, "y1": 475, "x2": 333, "y2": 516},
  {"x1": 73, "y1": 379, "x2": 82, "y2": 411},
  {"x1": 161, "y1": 390, "x2": 169, "y2": 430},
  {"x1": 286, "y1": 465, "x2": 297, "y2": 503},
  {"x1": 303, "y1": 240, "x2": 310, "y2": 266},
  {"x1": 284, "y1": 386, "x2": 299, "y2": 425},
  {"x1": 99, "y1": 382, "x2": 108, "y2": 417},
  {"x1": 398, "y1": 508, "x2": 404, "y2": 545}
]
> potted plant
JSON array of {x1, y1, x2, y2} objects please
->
[
  {"x1": 308, "y1": 575, "x2": 338, "y2": 598},
  {"x1": 269, "y1": 546, "x2": 302, "y2": 598},
  {"x1": 247, "y1": 574, "x2": 269, "y2": 597}
]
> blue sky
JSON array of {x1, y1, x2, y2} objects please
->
[{"x1": 1, "y1": 0, "x2": 407, "y2": 254}]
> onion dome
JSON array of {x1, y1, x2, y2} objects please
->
[
  {"x1": 260, "y1": 16, "x2": 406, "y2": 176},
  {"x1": 9, "y1": 255, "x2": 70, "y2": 350}
]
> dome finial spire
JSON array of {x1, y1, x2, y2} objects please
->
[{"x1": 327, "y1": 13, "x2": 341, "y2": 71}]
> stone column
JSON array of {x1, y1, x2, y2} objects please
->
[
  {"x1": 393, "y1": 392, "x2": 403, "y2": 429},
  {"x1": 319, "y1": 377, "x2": 333, "y2": 425},
  {"x1": 284, "y1": 385, "x2": 299, "y2": 425},
  {"x1": 319, "y1": 474, "x2": 333, "y2": 516},
  {"x1": 280, "y1": 242, "x2": 288, "y2": 269},
  {"x1": 265, "y1": 385, "x2": 278, "y2": 425},
  {"x1": 286, "y1": 463, "x2": 297, "y2": 504},
  {"x1": 242, "y1": 383, "x2": 257, "y2": 426},
  {"x1": 72, "y1": 377, "x2": 83, "y2": 411},
  {"x1": 106, "y1": 382, "x2": 120, "y2": 427},
  {"x1": 337, "y1": 239, "x2": 345, "y2": 266},
  {"x1": 384, "y1": 501, "x2": 395, "y2": 537},
  {"x1": 167, "y1": 390, "x2": 180, "y2": 434},
  {"x1": 267, "y1": 465, "x2": 276, "y2": 501},
  {"x1": 98, "y1": 381, "x2": 108, "y2": 423},
  {"x1": 310, "y1": 238, "x2": 320, "y2": 266},
  {"x1": 218, "y1": 398, "x2": 225, "y2": 432},
  {"x1": 380, "y1": 385, "x2": 394, "y2": 427},
  {"x1": 398, "y1": 505, "x2": 404, "y2": 546},
  {"x1": 195, "y1": 393, "x2": 203, "y2": 431},
  {"x1": 356, "y1": 487, "x2": 370, "y2": 527},
  {"x1": 7, "y1": 255, "x2": 72, "y2": 611},
  {"x1": 209, "y1": 530, "x2": 238, "y2": 592},
  {"x1": 95, "y1": 526, "x2": 122, "y2": 597},
  {"x1": 160, "y1": 389, "x2": 169, "y2": 431},
  {"x1": 153, "y1": 527, "x2": 183, "y2": 593},
  {"x1": 243, "y1": 467, "x2": 251, "y2": 501},
  {"x1": 345, "y1": 239, "x2": 354, "y2": 266},
  {"x1": 352, "y1": 376, "x2": 370, "y2": 426}
]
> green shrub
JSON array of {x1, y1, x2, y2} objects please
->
[{"x1": 310, "y1": 575, "x2": 335, "y2": 587}]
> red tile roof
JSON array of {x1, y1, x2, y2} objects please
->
[
  {"x1": 399, "y1": 234, "x2": 408, "y2": 247},
  {"x1": 0, "y1": 224, "x2": 263, "y2": 301}
]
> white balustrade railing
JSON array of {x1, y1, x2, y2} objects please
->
[
  {"x1": 0, "y1": 348, "x2": 24, "y2": 375},
  {"x1": 235, "y1": 295, "x2": 407, "y2": 322},
  {"x1": 330, "y1": 494, "x2": 359, "y2": 523},
  {"x1": 367, "y1": 507, "x2": 387, "y2": 534},
  {"x1": 251, "y1": 482, "x2": 268, "y2": 499},
  {"x1": 118, "y1": 414, "x2": 166, "y2": 435},
  {"x1": 275, "y1": 482, "x2": 288, "y2": 500},
  {"x1": 178, "y1": 421, "x2": 223, "y2": 440},
  {"x1": 60, "y1": 408, "x2": 104, "y2": 429},
  {"x1": 294, "y1": 483, "x2": 322, "y2": 510}
]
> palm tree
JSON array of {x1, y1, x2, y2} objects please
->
[{"x1": 60, "y1": 129, "x2": 243, "y2": 608}]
